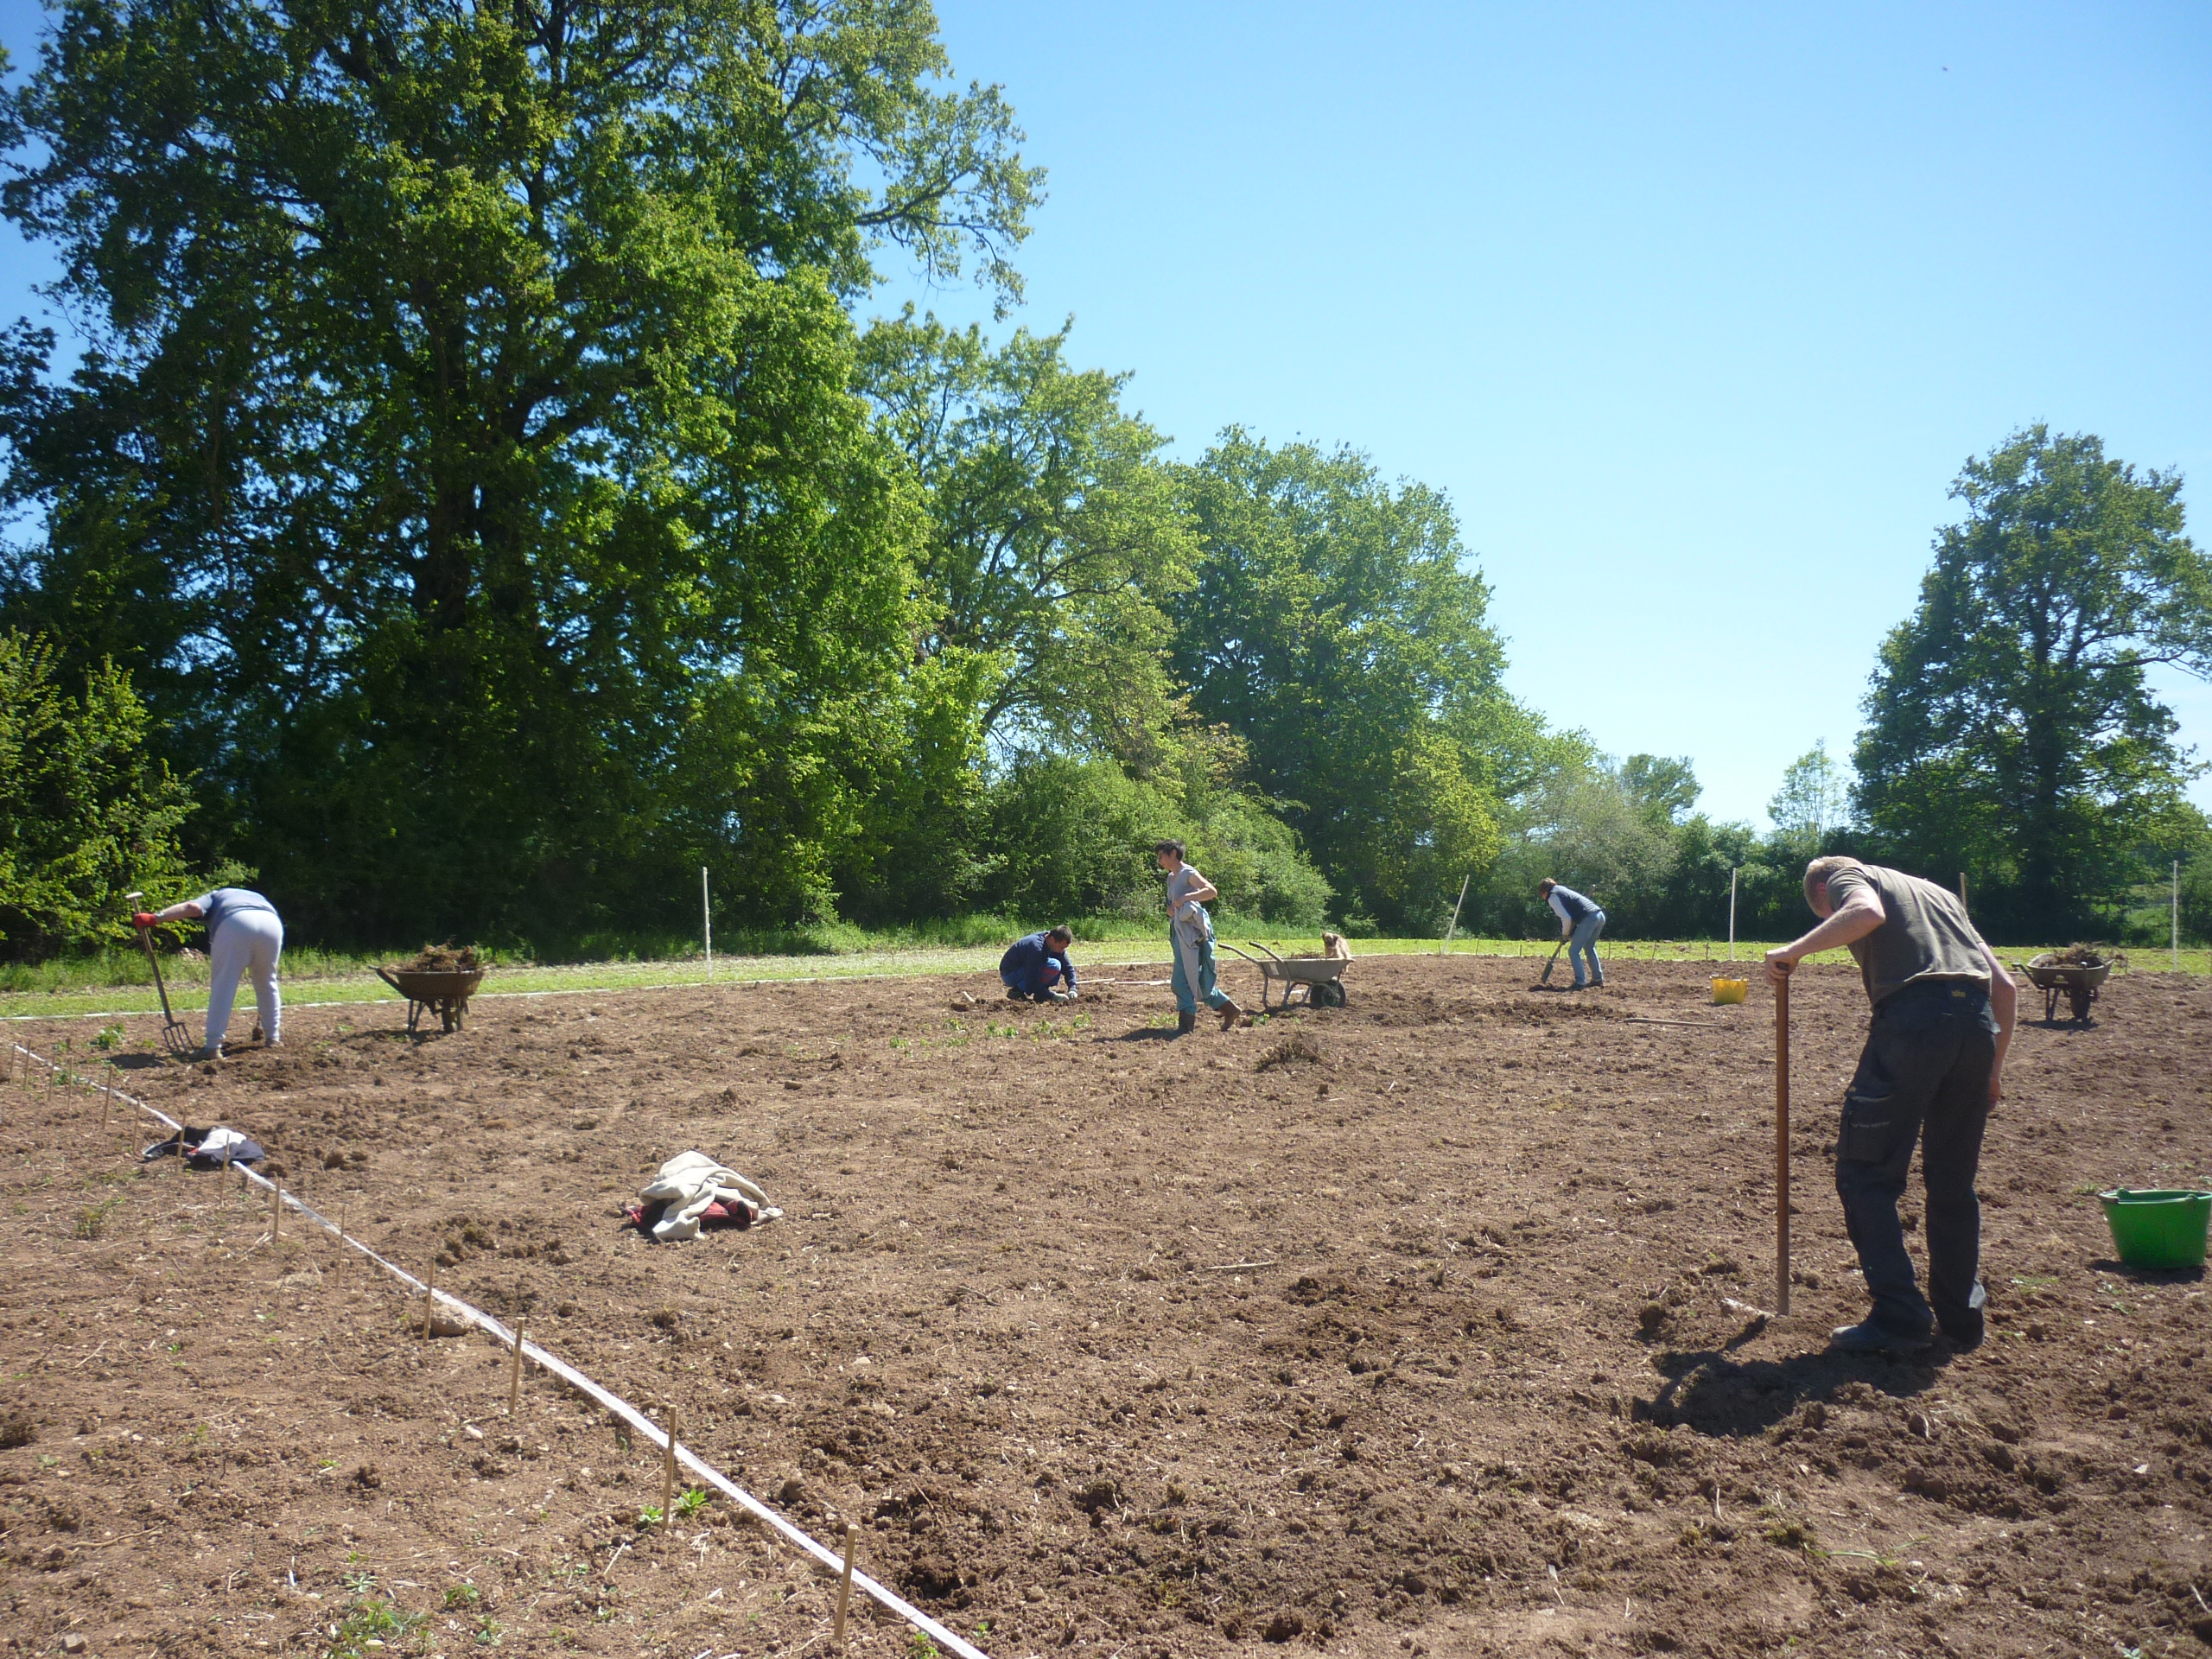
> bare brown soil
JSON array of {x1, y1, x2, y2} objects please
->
[{"x1": 4, "y1": 955, "x2": 2211, "y2": 1658}]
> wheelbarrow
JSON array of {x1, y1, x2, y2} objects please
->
[
  {"x1": 376, "y1": 966, "x2": 486, "y2": 1033},
  {"x1": 1219, "y1": 941, "x2": 1351, "y2": 1011},
  {"x1": 2023, "y1": 952, "x2": 2114, "y2": 1025}
]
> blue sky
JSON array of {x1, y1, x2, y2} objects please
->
[
  {"x1": 1, "y1": 2, "x2": 2206, "y2": 827},
  {"x1": 889, "y1": 1, "x2": 2212, "y2": 824}
]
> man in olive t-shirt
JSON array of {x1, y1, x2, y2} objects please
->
[{"x1": 1765, "y1": 857, "x2": 2017, "y2": 1356}]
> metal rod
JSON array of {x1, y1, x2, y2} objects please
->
[
  {"x1": 1440, "y1": 873, "x2": 1470, "y2": 956},
  {"x1": 1727, "y1": 867, "x2": 1737, "y2": 962},
  {"x1": 1775, "y1": 974, "x2": 1791, "y2": 1317}
]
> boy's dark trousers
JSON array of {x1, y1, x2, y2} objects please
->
[{"x1": 1834, "y1": 979, "x2": 1998, "y2": 1342}]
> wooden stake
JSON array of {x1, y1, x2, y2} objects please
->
[
  {"x1": 270, "y1": 1182, "x2": 282, "y2": 1239},
  {"x1": 101, "y1": 1065, "x2": 112, "y2": 1132},
  {"x1": 660, "y1": 1403, "x2": 677, "y2": 1522},
  {"x1": 1775, "y1": 973, "x2": 1791, "y2": 1317},
  {"x1": 508, "y1": 1323, "x2": 525, "y2": 1414},
  {"x1": 834, "y1": 1521, "x2": 857, "y2": 1646},
  {"x1": 423, "y1": 1260, "x2": 436, "y2": 1340}
]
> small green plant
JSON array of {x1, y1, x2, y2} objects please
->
[
  {"x1": 91, "y1": 1022, "x2": 124, "y2": 1052},
  {"x1": 909, "y1": 1634, "x2": 941, "y2": 1659},
  {"x1": 1764, "y1": 1516, "x2": 1815, "y2": 1549},
  {"x1": 673, "y1": 1486, "x2": 709, "y2": 1520},
  {"x1": 443, "y1": 1583, "x2": 481, "y2": 1609},
  {"x1": 73, "y1": 1194, "x2": 124, "y2": 1240},
  {"x1": 474, "y1": 1614, "x2": 505, "y2": 1646},
  {"x1": 326, "y1": 1591, "x2": 422, "y2": 1658},
  {"x1": 636, "y1": 1504, "x2": 664, "y2": 1529}
]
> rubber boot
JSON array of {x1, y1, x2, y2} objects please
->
[
  {"x1": 1176, "y1": 1009, "x2": 1197, "y2": 1035},
  {"x1": 1218, "y1": 999, "x2": 1243, "y2": 1031}
]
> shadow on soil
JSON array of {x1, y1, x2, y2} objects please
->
[
  {"x1": 1637, "y1": 1343, "x2": 1944, "y2": 1438},
  {"x1": 2088, "y1": 1258, "x2": 2206, "y2": 1286}
]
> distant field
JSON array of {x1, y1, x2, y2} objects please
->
[{"x1": 4, "y1": 933, "x2": 2200, "y2": 1024}]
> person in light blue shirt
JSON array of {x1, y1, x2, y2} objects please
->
[
  {"x1": 152, "y1": 887, "x2": 283, "y2": 1057},
  {"x1": 1539, "y1": 878, "x2": 1606, "y2": 989},
  {"x1": 1157, "y1": 839, "x2": 1243, "y2": 1033}
]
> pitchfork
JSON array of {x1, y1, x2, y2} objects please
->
[{"x1": 125, "y1": 893, "x2": 196, "y2": 1058}]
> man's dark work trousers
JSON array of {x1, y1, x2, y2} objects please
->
[{"x1": 1834, "y1": 980, "x2": 1997, "y2": 1341}]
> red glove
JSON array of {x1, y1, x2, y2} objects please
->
[{"x1": 132, "y1": 912, "x2": 156, "y2": 929}]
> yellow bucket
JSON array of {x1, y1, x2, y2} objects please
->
[{"x1": 1712, "y1": 977, "x2": 1749, "y2": 1005}]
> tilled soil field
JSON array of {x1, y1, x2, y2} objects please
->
[{"x1": 3, "y1": 955, "x2": 2210, "y2": 1659}]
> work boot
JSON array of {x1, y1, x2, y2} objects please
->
[
  {"x1": 1937, "y1": 1311, "x2": 1985, "y2": 1352},
  {"x1": 1176, "y1": 1009, "x2": 1197, "y2": 1035},
  {"x1": 1218, "y1": 999, "x2": 1243, "y2": 1031},
  {"x1": 1827, "y1": 1320, "x2": 1932, "y2": 1357}
]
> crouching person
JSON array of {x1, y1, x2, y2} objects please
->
[{"x1": 1001, "y1": 925, "x2": 1079, "y2": 1002}]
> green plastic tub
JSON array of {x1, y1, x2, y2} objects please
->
[{"x1": 2097, "y1": 1189, "x2": 2212, "y2": 1269}]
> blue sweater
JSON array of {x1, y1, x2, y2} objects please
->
[{"x1": 999, "y1": 931, "x2": 1077, "y2": 995}]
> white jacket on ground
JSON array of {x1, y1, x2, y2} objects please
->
[{"x1": 639, "y1": 1150, "x2": 782, "y2": 1242}]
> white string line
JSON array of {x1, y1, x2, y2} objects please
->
[{"x1": 9, "y1": 1039, "x2": 993, "y2": 1659}]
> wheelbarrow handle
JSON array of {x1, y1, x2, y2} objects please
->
[
  {"x1": 374, "y1": 966, "x2": 406, "y2": 995},
  {"x1": 1244, "y1": 940, "x2": 1288, "y2": 963},
  {"x1": 1217, "y1": 943, "x2": 1264, "y2": 966}
]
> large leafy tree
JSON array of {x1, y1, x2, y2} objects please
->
[
  {"x1": 1854, "y1": 428, "x2": 2212, "y2": 938},
  {"x1": 0, "y1": 0, "x2": 1039, "y2": 939},
  {"x1": 1174, "y1": 432, "x2": 1509, "y2": 929},
  {"x1": 858, "y1": 309, "x2": 1195, "y2": 764}
]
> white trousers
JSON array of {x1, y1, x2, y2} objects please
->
[{"x1": 207, "y1": 909, "x2": 284, "y2": 1048}]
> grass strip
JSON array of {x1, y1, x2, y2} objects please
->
[{"x1": 11, "y1": 934, "x2": 2188, "y2": 1024}]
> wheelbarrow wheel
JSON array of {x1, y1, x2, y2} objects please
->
[{"x1": 1311, "y1": 979, "x2": 1347, "y2": 1008}]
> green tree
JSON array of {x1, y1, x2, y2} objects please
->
[
  {"x1": 1173, "y1": 431, "x2": 1508, "y2": 931},
  {"x1": 0, "y1": 0, "x2": 1039, "y2": 940},
  {"x1": 1767, "y1": 741, "x2": 1851, "y2": 861},
  {"x1": 1853, "y1": 428, "x2": 2212, "y2": 938},
  {"x1": 1620, "y1": 753, "x2": 1700, "y2": 824},
  {"x1": 0, "y1": 632, "x2": 226, "y2": 958},
  {"x1": 857, "y1": 310, "x2": 1196, "y2": 763}
]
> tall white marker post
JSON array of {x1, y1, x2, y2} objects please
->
[
  {"x1": 1727, "y1": 867, "x2": 1738, "y2": 962},
  {"x1": 2176, "y1": 860, "x2": 2183, "y2": 969},
  {"x1": 1440, "y1": 873, "x2": 1470, "y2": 957},
  {"x1": 702, "y1": 866, "x2": 713, "y2": 981}
]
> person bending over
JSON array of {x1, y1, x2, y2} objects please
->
[
  {"x1": 1155, "y1": 840, "x2": 1243, "y2": 1034},
  {"x1": 1539, "y1": 878, "x2": 1606, "y2": 989},
  {"x1": 1000, "y1": 925, "x2": 1079, "y2": 1002},
  {"x1": 149, "y1": 887, "x2": 285, "y2": 1058},
  {"x1": 1765, "y1": 856, "x2": 2016, "y2": 1356}
]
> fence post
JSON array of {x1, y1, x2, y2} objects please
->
[{"x1": 1727, "y1": 868, "x2": 1738, "y2": 963}]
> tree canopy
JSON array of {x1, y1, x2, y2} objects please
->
[
  {"x1": 0, "y1": 0, "x2": 1039, "y2": 940},
  {"x1": 1853, "y1": 427, "x2": 2212, "y2": 938},
  {"x1": 1173, "y1": 432, "x2": 1511, "y2": 931}
]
